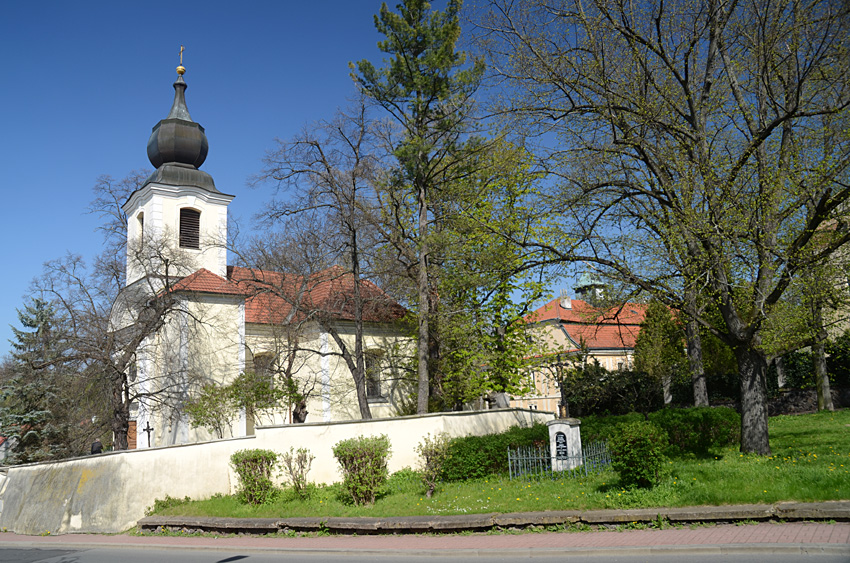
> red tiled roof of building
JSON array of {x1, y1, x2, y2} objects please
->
[
  {"x1": 567, "y1": 322, "x2": 642, "y2": 350},
  {"x1": 170, "y1": 268, "x2": 247, "y2": 295},
  {"x1": 228, "y1": 265, "x2": 406, "y2": 325},
  {"x1": 526, "y1": 297, "x2": 647, "y2": 350},
  {"x1": 169, "y1": 265, "x2": 406, "y2": 326}
]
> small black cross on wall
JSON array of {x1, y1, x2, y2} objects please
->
[{"x1": 143, "y1": 421, "x2": 154, "y2": 448}]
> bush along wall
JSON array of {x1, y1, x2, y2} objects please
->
[
  {"x1": 440, "y1": 423, "x2": 549, "y2": 481},
  {"x1": 332, "y1": 435, "x2": 392, "y2": 506},
  {"x1": 230, "y1": 449, "x2": 280, "y2": 505}
]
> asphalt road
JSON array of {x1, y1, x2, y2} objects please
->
[{"x1": 1, "y1": 547, "x2": 849, "y2": 563}]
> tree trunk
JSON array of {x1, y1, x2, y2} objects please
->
[
  {"x1": 775, "y1": 356, "x2": 787, "y2": 388},
  {"x1": 111, "y1": 387, "x2": 130, "y2": 451},
  {"x1": 735, "y1": 345, "x2": 771, "y2": 455},
  {"x1": 813, "y1": 303, "x2": 834, "y2": 412},
  {"x1": 814, "y1": 339, "x2": 834, "y2": 412},
  {"x1": 326, "y1": 326, "x2": 372, "y2": 420},
  {"x1": 292, "y1": 400, "x2": 308, "y2": 423},
  {"x1": 350, "y1": 227, "x2": 372, "y2": 420},
  {"x1": 685, "y1": 318, "x2": 709, "y2": 406},
  {"x1": 417, "y1": 180, "x2": 430, "y2": 414}
]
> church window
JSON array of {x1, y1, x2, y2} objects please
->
[
  {"x1": 252, "y1": 353, "x2": 275, "y2": 382},
  {"x1": 179, "y1": 208, "x2": 201, "y2": 249},
  {"x1": 137, "y1": 212, "x2": 144, "y2": 243},
  {"x1": 365, "y1": 351, "x2": 383, "y2": 398}
]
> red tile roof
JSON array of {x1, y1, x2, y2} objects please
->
[
  {"x1": 170, "y1": 268, "x2": 247, "y2": 295},
  {"x1": 229, "y1": 265, "x2": 406, "y2": 325},
  {"x1": 169, "y1": 265, "x2": 406, "y2": 325},
  {"x1": 526, "y1": 297, "x2": 647, "y2": 351}
]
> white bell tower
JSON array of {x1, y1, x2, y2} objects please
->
[{"x1": 122, "y1": 62, "x2": 233, "y2": 287}]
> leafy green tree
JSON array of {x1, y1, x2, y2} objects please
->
[
  {"x1": 634, "y1": 300, "x2": 687, "y2": 405},
  {"x1": 353, "y1": 0, "x2": 485, "y2": 413},
  {"x1": 430, "y1": 140, "x2": 550, "y2": 409},
  {"x1": 481, "y1": 0, "x2": 850, "y2": 454}
]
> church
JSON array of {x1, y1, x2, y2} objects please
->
[{"x1": 116, "y1": 62, "x2": 411, "y2": 449}]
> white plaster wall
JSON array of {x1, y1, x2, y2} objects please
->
[
  {"x1": 252, "y1": 408, "x2": 552, "y2": 484},
  {"x1": 141, "y1": 293, "x2": 245, "y2": 446},
  {"x1": 0, "y1": 409, "x2": 552, "y2": 535},
  {"x1": 244, "y1": 320, "x2": 414, "y2": 425}
]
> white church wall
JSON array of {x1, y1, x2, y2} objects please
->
[
  {"x1": 0, "y1": 409, "x2": 552, "y2": 535},
  {"x1": 244, "y1": 320, "x2": 414, "y2": 425},
  {"x1": 139, "y1": 293, "x2": 246, "y2": 447},
  {"x1": 124, "y1": 184, "x2": 231, "y2": 285}
]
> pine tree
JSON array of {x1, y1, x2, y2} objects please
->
[
  {"x1": 0, "y1": 299, "x2": 83, "y2": 463},
  {"x1": 353, "y1": 0, "x2": 485, "y2": 413}
]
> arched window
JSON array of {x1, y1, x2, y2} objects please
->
[
  {"x1": 179, "y1": 208, "x2": 200, "y2": 249},
  {"x1": 136, "y1": 212, "x2": 144, "y2": 243}
]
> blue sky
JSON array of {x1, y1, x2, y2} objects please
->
[
  {"x1": 1, "y1": 1, "x2": 577, "y2": 357},
  {"x1": 0, "y1": 1, "x2": 405, "y2": 354}
]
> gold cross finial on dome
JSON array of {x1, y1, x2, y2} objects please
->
[{"x1": 176, "y1": 45, "x2": 186, "y2": 75}]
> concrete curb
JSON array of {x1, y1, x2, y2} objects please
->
[{"x1": 137, "y1": 500, "x2": 850, "y2": 535}]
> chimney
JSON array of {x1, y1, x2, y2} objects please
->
[{"x1": 559, "y1": 289, "x2": 572, "y2": 310}]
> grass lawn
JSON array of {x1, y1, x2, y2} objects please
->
[{"x1": 150, "y1": 409, "x2": 850, "y2": 519}]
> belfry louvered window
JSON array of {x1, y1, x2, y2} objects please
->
[{"x1": 179, "y1": 208, "x2": 201, "y2": 249}]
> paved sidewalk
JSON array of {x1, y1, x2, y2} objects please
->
[{"x1": 1, "y1": 522, "x2": 848, "y2": 556}]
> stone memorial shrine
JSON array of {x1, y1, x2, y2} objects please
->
[{"x1": 547, "y1": 418, "x2": 582, "y2": 471}]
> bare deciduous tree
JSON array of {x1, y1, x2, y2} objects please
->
[{"x1": 251, "y1": 106, "x2": 408, "y2": 419}]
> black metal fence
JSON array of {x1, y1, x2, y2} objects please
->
[{"x1": 507, "y1": 441, "x2": 612, "y2": 480}]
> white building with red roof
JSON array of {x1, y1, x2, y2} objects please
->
[
  {"x1": 115, "y1": 65, "x2": 410, "y2": 448},
  {"x1": 512, "y1": 290, "x2": 648, "y2": 413}
]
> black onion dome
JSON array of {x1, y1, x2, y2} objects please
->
[{"x1": 147, "y1": 75, "x2": 209, "y2": 169}]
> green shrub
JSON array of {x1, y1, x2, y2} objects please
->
[
  {"x1": 648, "y1": 407, "x2": 740, "y2": 455},
  {"x1": 440, "y1": 423, "x2": 548, "y2": 481},
  {"x1": 415, "y1": 433, "x2": 451, "y2": 498},
  {"x1": 332, "y1": 435, "x2": 392, "y2": 505},
  {"x1": 280, "y1": 447, "x2": 315, "y2": 499},
  {"x1": 579, "y1": 413, "x2": 644, "y2": 443},
  {"x1": 564, "y1": 366, "x2": 664, "y2": 416},
  {"x1": 608, "y1": 421, "x2": 668, "y2": 488},
  {"x1": 230, "y1": 449, "x2": 280, "y2": 505}
]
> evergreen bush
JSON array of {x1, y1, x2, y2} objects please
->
[
  {"x1": 579, "y1": 413, "x2": 644, "y2": 443},
  {"x1": 230, "y1": 449, "x2": 280, "y2": 505},
  {"x1": 332, "y1": 435, "x2": 391, "y2": 505},
  {"x1": 608, "y1": 421, "x2": 668, "y2": 488}
]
